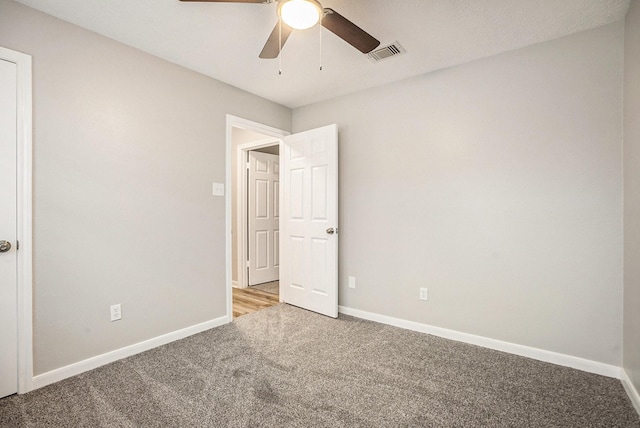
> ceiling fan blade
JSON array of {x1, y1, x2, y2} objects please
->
[
  {"x1": 259, "y1": 21, "x2": 294, "y2": 59},
  {"x1": 321, "y1": 8, "x2": 380, "y2": 54},
  {"x1": 178, "y1": 0, "x2": 267, "y2": 3}
]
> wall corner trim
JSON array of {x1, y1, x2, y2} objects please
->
[
  {"x1": 31, "y1": 316, "x2": 230, "y2": 392},
  {"x1": 338, "y1": 306, "x2": 621, "y2": 379},
  {"x1": 621, "y1": 370, "x2": 640, "y2": 417}
]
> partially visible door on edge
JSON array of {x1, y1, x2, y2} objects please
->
[
  {"x1": 0, "y1": 58, "x2": 18, "y2": 398},
  {"x1": 281, "y1": 124, "x2": 338, "y2": 318},
  {"x1": 248, "y1": 151, "x2": 280, "y2": 285}
]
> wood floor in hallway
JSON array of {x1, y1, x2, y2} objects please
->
[{"x1": 232, "y1": 284, "x2": 279, "y2": 318}]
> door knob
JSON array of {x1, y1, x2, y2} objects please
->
[
  {"x1": 326, "y1": 228, "x2": 335, "y2": 235},
  {"x1": 0, "y1": 240, "x2": 11, "y2": 253}
]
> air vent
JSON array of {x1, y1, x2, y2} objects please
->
[{"x1": 368, "y1": 42, "x2": 406, "y2": 63}]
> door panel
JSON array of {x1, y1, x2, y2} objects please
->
[
  {"x1": 256, "y1": 180, "x2": 268, "y2": 218},
  {"x1": 0, "y1": 58, "x2": 18, "y2": 398},
  {"x1": 311, "y1": 238, "x2": 328, "y2": 295},
  {"x1": 290, "y1": 236, "x2": 305, "y2": 289},
  {"x1": 312, "y1": 165, "x2": 328, "y2": 219},
  {"x1": 281, "y1": 124, "x2": 338, "y2": 318},
  {"x1": 248, "y1": 151, "x2": 280, "y2": 285}
]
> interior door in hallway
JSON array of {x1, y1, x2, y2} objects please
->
[
  {"x1": 0, "y1": 57, "x2": 18, "y2": 398},
  {"x1": 281, "y1": 124, "x2": 338, "y2": 318},
  {"x1": 248, "y1": 151, "x2": 280, "y2": 285}
]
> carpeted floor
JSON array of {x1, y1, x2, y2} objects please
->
[{"x1": 1, "y1": 304, "x2": 639, "y2": 427}]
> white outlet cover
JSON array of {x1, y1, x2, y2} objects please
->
[
  {"x1": 212, "y1": 182, "x2": 225, "y2": 196},
  {"x1": 110, "y1": 304, "x2": 122, "y2": 321}
]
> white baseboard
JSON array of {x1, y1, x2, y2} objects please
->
[
  {"x1": 338, "y1": 306, "x2": 620, "y2": 379},
  {"x1": 621, "y1": 369, "x2": 640, "y2": 417},
  {"x1": 232, "y1": 280, "x2": 238, "y2": 288},
  {"x1": 31, "y1": 315, "x2": 229, "y2": 391}
]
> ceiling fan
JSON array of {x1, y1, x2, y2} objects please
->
[{"x1": 179, "y1": 0, "x2": 381, "y2": 59}]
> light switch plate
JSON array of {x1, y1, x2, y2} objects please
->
[
  {"x1": 348, "y1": 276, "x2": 356, "y2": 289},
  {"x1": 212, "y1": 183, "x2": 225, "y2": 197}
]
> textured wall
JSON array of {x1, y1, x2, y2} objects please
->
[
  {"x1": 0, "y1": 0, "x2": 291, "y2": 375},
  {"x1": 624, "y1": 0, "x2": 640, "y2": 398},
  {"x1": 0, "y1": 0, "x2": 629, "y2": 378},
  {"x1": 293, "y1": 23, "x2": 624, "y2": 364}
]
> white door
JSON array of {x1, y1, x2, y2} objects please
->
[
  {"x1": 0, "y1": 58, "x2": 18, "y2": 398},
  {"x1": 248, "y1": 151, "x2": 280, "y2": 285},
  {"x1": 281, "y1": 124, "x2": 338, "y2": 318}
]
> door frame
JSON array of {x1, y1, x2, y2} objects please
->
[
  {"x1": 226, "y1": 115, "x2": 289, "y2": 321},
  {"x1": 238, "y1": 138, "x2": 279, "y2": 289},
  {"x1": 0, "y1": 46, "x2": 33, "y2": 393}
]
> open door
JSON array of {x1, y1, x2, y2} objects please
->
[
  {"x1": 248, "y1": 151, "x2": 280, "y2": 285},
  {"x1": 281, "y1": 124, "x2": 338, "y2": 318}
]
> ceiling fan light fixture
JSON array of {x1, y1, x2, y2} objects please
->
[{"x1": 278, "y1": 0, "x2": 323, "y2": 30}]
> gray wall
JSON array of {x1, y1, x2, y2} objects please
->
[
  {"x1": 624, "y1": 0, "x2": 640, "y2": 395},
  {"x1": 293, "y1": 23, "x2": 624, "y2": 365},
  {"x1": 0, "y1": 0, "x2": 630, "y2": 378},
  {"x1": 0, "y1": 0, "x2": 291, "y2": 375}
]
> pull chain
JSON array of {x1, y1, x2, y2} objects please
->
[
  {"x1": 278, "y1": 17, "x2": 282, "y2": 75},
  {"x1": 319, "y1": 20, "x2": 323, "y2": 71}
]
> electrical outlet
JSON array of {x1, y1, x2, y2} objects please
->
[
  {"x1": 419, "y1": 288, "x2": 428, "y2": 301},
  {"x1": 110, "y1": 304, "x2": 122, "y2": 321},
  {"x1": 348, "y1": 276, "x2": 356, "y2": 289}
]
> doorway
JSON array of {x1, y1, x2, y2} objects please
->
[
  {"x1": 234, "y1": 137, "x2": 281, "y2": 317},
  {"x1": 225, "y1": 116, "x2": 340, "y2": 321},
  {"x1": 247, "y1": 147, "x2": 280, "y2": 287},
  {"x1": 0, "y1": 46, "x2": 33, "y2": 396},
  {"x1": 0, "y1": 54, "x2": 19, "y2": 399},
  {"x1": 226, "y1": 116, "x2": 289, "y2": 319}
]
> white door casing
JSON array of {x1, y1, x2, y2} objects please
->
[
  {"x1": 248, "y1": 151, "x2": 279, "y2": 285},
  {"x1": 226, "y1": 116, "x2": 289, "y2": 319},
  {"x1": 281, "y1": 124, "x2": 339, "y2": 318},
  {"x1": 0, "y1": 57, "x2": 18, "y2": 398}
]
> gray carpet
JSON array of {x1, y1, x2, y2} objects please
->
[{"x1": 1, "y1": 304, "x2": 639, "y2": 427}]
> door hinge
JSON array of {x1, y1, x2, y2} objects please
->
[
  {"x1": 246, "y1": 260, "x2": 250, "y2": 267},
  {"x1": 16, "y1": 240, "x2": 19, "y2": 250},
  {"x1": 246, "y1": 162, "x2": 250, "y2": 170}
]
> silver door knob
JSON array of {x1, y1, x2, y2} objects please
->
[
  {"x1": 0, "y1": 240, "x2": 11, "y2": 253},
  {"x1": 326, "y1": 228, "x2": 335, "y2": 235}
]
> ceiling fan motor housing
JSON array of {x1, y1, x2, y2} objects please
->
[{"x1": 277, "y1": 0, "x2": 323, "y2": 30}]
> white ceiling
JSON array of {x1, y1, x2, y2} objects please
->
[{"x1": 14, "y1": 0, "x2": 630, "y2": 108}]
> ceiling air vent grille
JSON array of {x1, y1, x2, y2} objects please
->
[{"x1": 368, "y1": 42, "x2": 406, "y2": 63}]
